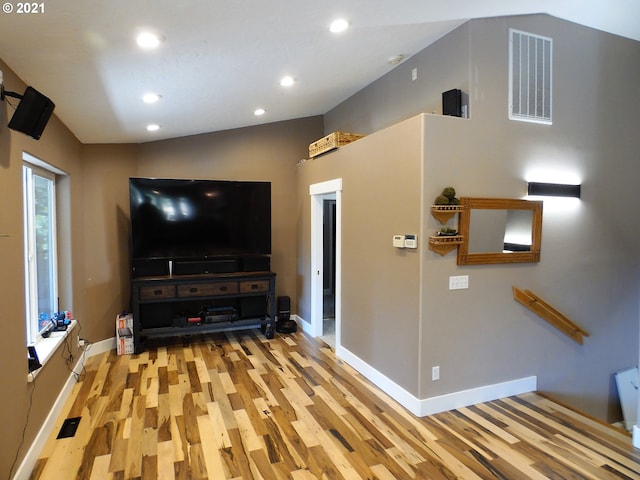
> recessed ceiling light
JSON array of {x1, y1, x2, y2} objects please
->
[
  {"x1": 254, "y1": 108, "x2": 266, "y2": 116},
  {"x1": 136, "y1": 32, "x2": 162, "y2": 49},
  {"x1": 280, "y1": 76, "x2": 295, "y2": 87},
  {"x1": 146, "y1": 124, "x2": 160, "y2": 132},
  {"x1": 142, "y1": 93, "x2": 162, "y2": 104},
  {"x1": 330, "y1": 19, "x2": 349, "y2": 33}
]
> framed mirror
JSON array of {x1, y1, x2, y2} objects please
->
[{"x1": 457, "y1": 197, "x2": 543, "y2": 265}]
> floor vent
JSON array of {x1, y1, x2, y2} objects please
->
[{"x1": 56, "y1": 417, "x2": 81, "y2": 439}]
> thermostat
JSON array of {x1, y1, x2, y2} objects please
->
[
  {"x1": 393, "y1": 235, "x2": 406, "y2": 248},
  {"x1": 404, "y1": 234, "x2": 418, "y2": 249}
]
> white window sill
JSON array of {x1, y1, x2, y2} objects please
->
[{"x1": 27, "y1": 320, "x2": 77, "y2": 382}]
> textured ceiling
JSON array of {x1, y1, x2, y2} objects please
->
[{"x1": 0, "y1": 0, "x2": 638, "y2": 144}]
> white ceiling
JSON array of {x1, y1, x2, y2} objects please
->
[{"x1": 0, "y1": 0, "x2": 638, "y2": 144}]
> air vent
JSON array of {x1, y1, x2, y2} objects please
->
[{"x1": 509, "y1": 29, "x2": 552, "y2": 124}]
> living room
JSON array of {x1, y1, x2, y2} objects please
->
[{"x1": 1, "y1": 6, "x2": 639, "y2": 479}]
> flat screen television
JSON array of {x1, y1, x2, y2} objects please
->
[{"x1": 129, "y1": 178, "x2": 271, "y2": 260}]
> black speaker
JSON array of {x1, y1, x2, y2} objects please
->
[
  {"x1": 442, "y1": 88, "x2": 462, "y2": 117},
  {"x1": 277, "y1": 296, "x2": 290, "y2": 321},
  {"x1": 275, "y1": 296, "x2": 296, "y2": 333},
  {"x1": 132, "y1": 259, "x2": 169, "y2": 278},
  {"x1": 6, "y1": 86, "x2": 55, "y2": 139},
  {"x1": 242, "y1": 256, "x2": 270, "y2": 272},
  {"x1": 173, "y1": 258, "x2": 239, "y2": 275},
  {"x1": 28, "y1": 345, "x2": 42, "y2": 373}
]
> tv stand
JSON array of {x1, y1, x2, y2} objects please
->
[{"x1": 131, "y1": 271, "x2": 276, "y2": 353}]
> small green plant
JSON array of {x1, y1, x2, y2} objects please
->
[
  {"x1": 434, "y1": 195, "x2": 450, "y2": 205},
  {"x1": 442, "y1": 187, "x2": 456, "y2": 200},
  {"x1": 434, "y1": 186, "x2": 460, "y2": 205},
  {"x1": 440, "y1": 227, "x2": 458, "y2": 235}
]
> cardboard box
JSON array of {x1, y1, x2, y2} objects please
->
[{"x1": 116, "y1": 313, "x2": 134, "y2": 355}]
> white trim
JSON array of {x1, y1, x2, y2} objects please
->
[
  {"x1": 337, "y1": 344, "x2": 422, "y2": 415},
  {"x1": 309, "y1": 178, "x2": 343, "y2": 344},
  {"x1": 634, "y1": 425, "x2": 640, "y2": 449},
  {"x1": 337, "y1": 344, "x2": 536, "y2": 417},
  {"x1": 633, "y1": 425, "x2": 640, "y2": 449},
  {"x1": 28, "y1": 321, "x2": 78, "y2": 382},
  {"x1": 309, "y1": 178, "x2": 342, "y2": 196},
  {"x1": 310, "y1": 194, "x2": 324, "y2": 337},
  {"x1": 13, "y1": 337, "x2": 116, "y2": 480},
  {"x1": 416, "y1": 376, "x2": 537, "y2": 417}
]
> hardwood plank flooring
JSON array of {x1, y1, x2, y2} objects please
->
[{"x1": 31, "y1": 330, "x2": 640, "y2": 479}]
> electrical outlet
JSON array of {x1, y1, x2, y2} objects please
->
[
  {"x1": 412, "y1": 67, "x2": 417, "y2": 81},
  {"x1": 449, "y1": 275, "x2": 469, "y2": 290},
  {"x1": 432, "y1": 366, "x2": 440, "y2": 381}
]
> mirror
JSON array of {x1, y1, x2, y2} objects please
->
[{"x1": 457, "y1": 197, "x2": 543, "y2": 265}]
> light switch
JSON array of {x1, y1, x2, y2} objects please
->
[{"x1": 449, "y1": 275, "x2": 469, "y2": 290}]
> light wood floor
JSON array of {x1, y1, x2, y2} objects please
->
[{"x1": 31, "y1": 330, "x2": 640, "y2": 479}]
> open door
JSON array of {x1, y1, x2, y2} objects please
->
[{"x1": 310, "y1": 179, "x2": 342, "y2": 348}]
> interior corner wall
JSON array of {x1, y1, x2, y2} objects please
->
[
  {"x1": 80, "y1": 144, "x2": 140, "y2": 342},
  {"x1": 296, "y1": 115, "x2": 424, "y2": 394},
  {"x1": 318, "y1": 14, "x2": 640, "y2": 420}
]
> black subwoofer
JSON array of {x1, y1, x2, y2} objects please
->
[{"x1": 276, "y1": 296, "x2": 297, "y2": 333}]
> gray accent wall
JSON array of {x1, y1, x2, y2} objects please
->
[{"x1": 300, "y1": 14, "x2": 640, "y2": 420}]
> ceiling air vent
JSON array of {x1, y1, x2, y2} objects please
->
[{"x1": 509, "y1": 29, "x2": 552, "y2": 124}]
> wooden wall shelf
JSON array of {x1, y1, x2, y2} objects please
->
[
  {"x1": 428, "y1": 235, "x2": 464, "y2": 256},
  {"x1": 431, "y1": 205, "x2": 465, "y2": 224},
  {"x1": 513, "y1": 286, "x2": 589, "y2": 344}
]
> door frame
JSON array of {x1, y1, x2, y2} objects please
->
[{"x1": 309, "y1": 178, "x2": 342, "y2": 346}]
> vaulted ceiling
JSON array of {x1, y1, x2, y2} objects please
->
[{"x1": 0, "y1": 0, "x2": 638, "y2": 144}]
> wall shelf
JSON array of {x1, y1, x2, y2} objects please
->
[
  {"x1": 431, "y1": 205, "x2": 465, "y2": 224},
  {"x1": 428, "y1": 235, "x2": 464, "y2": 256},
  {"x1": 512, "y1": 286, "x2": 589, "y2": 344}
]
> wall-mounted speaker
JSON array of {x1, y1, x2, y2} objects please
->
[
  {"x1": 4, "y1": 86, "x2": 55, "y2": 140},
  {"x1": 442, "y1": 88, "x2": 462, "y2": 117}
]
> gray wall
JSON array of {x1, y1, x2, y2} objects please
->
[{"x1": 302, "y1": 14, "x2": 640, "y2": 420}]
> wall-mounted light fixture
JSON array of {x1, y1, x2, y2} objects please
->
[{"x1": 527, "y1": 182, "x2": 581, "y2": 198}]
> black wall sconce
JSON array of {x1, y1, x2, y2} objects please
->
[{"x1": 527, "y1": 182, "x2": 581, "y2": 198}]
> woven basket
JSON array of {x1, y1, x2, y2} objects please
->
[{"x1": 309, "y1": 132, "x2": 365, "y2": 158}]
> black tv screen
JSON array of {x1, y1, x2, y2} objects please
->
[{"x1": 129, "y1": 178, "x2": 271, "y2": 260}]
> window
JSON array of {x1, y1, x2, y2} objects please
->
[
  {"x1": 509, "y1": 29, "x2": 552, "y2": 124},
  {"x1": 23, "y1": 161, "x2": 58, "y2": 345}
]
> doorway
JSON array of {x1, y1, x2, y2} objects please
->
[
  {"x1": 310, "y1": 179, "x2": 342, "y2": 348},
  {"x1": 322, "y1": 196, "x2": 336, "y2": 345}
]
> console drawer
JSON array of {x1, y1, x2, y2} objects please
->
[
  {"x1": 178, "y1": 282, "x2": 238, "y2": 297},
  {"x1": 139, "y1": 285, "x2": 176, "y2": 300},
  {"x1": 239, "y1": 279, "x2": 270, "y2": 294}
]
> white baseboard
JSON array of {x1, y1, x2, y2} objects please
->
[
  {"x1": 416, "y1": 375, "x2": 537, "y2": 416},
  {"x1": 297, "y1": 314, "x2": 312, "y2": 335},
  {"x1": 633, "y1": 425, "x2": 640, "y2": 449},
  {"x1": 337, "y1": 344, "x2": 536, "y2": 417},
  {"x1": 299, "y1": 318, "x2": 536, "y2": 417},
  {"x1": 12, "y1": 337, "x2": 116, "y2": 480}
]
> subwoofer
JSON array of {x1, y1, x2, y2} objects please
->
[{"x1": 276, "y1": 296, "x2": 297, "y2": 333}]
